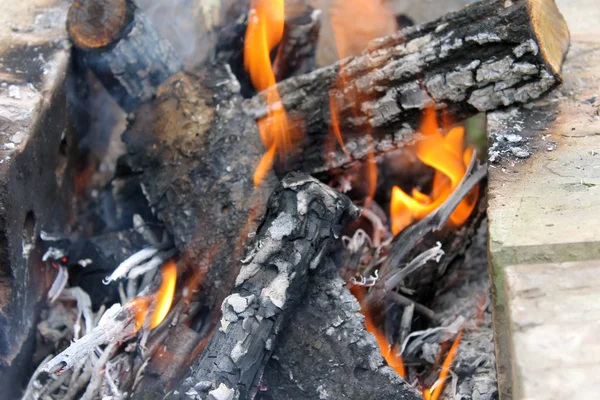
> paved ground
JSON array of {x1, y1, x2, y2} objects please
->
[{"x1": 487, "y1": 1, "x2": 600, "y2": 398}]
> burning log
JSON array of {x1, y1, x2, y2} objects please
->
[
  {"x1": 244, "y1": 0, "x2": 570, "y2": 173},
  {"x1": 67, "y1": 0, "x2": 183, "y2": 111},
  {"x1": 122, "y1": 63, "x2": 273, "y2": 311},
  {"x1": 273, "y1": 5, "x2": 322, "y2": 82},
  {"x1": 174, "y1": 173, "x2": 360, "y2": 400},
  {"x1": 260, "y1": 256, "x2": 422, "y2": 400}
]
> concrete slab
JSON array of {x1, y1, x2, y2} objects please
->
[
  {"x1": 505, "y1": 260, "x2": 600, "y2": 399},
  {"x1": 487, "y1": 1, "x2": 600, "y2": 399}
]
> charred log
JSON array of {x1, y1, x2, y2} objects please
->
[
  {"x1": 260, "y1": 256, "x2": 421, "y2": 400},
  {"x1": 122, "y1": 63, "x2": 276, "y2": 395},
  {"x1": 244, "y1": 0, "x2": 570, "y2": 174},
  {"x1": 174, "y1": 173, "x2": 360, "y2": 400},
  {"x1": 273, "y1": 6, "x2": 321, "y2": 82},
  {"x1": 67, "y1": 0, "x2": 183, "y2": 111}
]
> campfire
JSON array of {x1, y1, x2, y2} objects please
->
[{"x1": 1, "y1": 0, "x2": 571, "y2": 399}]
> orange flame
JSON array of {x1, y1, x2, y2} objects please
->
[
  {"x1": 390, "y1": 107, "x2": 479, "y2": 235},
  {"x1": 424, "y1": 330, "x2": 463, "y2": 400},
  {"x1": 131, "y1": 261, "x2": 177, "y2": 331},
  {"x1": 244, "y1": 0, "x2": 294, "y2": 187},
  {"x1": 351, "y1": 286, "x2": 405, "y2": 377}
]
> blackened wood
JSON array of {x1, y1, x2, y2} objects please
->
[
  {"x1": 259, "y1": 257, "x2": 421, "y2": 400},
  {"x1": 244, "y1": 0, "x2": 570, "y2": 174},
  {"x1": 122, "y1": 63, "x2": 275, "y2": 397},
  {"x1": 273, "y1": 6, "x2": 321, "y2": 82},
  {"x1": 174, "y1": 173, "x2": 359, "y2": 400},
  {"x1": 68, "y1": 0, "x2": 183, "y2": 111}
]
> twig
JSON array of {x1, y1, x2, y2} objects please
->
[
  {"x1": 41, "y1": 304, "x2": 137, "y2": 375},
  {"x1": 381, "y1": 158, "x2": 486, "y2": 277},
  {"x1": 398, "y1": 303, "x2": 415, "y2": 346},
  {"x1": 81, "y1": 343, "x2": 116, "y2": 400},
  {"x1": 48, "y1": 265, "x2": 69, "y2": 303},
  {"x1": 104, "y1": 246, "x2": 160, "y2": 283},
  {"x1": 384, "y1": 242, "x2": 445, "y2": 291},
  {"x1": 388, "y1": 291, "x2": 437, "y2": 322}
]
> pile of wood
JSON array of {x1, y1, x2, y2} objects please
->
[{"x1": 15, "y1": 0, "x2": 570, "y2": 399}]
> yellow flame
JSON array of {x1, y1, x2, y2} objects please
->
[
  {"x1": 244, "y1": 0, "x2": 295, "y2": 187},
  {"x1": 390, "y1": 107, "x2": 479, "y2": 235}
]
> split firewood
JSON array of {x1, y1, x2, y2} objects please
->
[
  {"x1": 173, "y1": 173, "x2": 360, "y2": 400},
  {"x1": 67, "y1": 0, "x2": 183, "y2": 111},
  {"x1": 244, "y1": 0, "x2": 570, "y2": 173},
  {"x1": 260, "y1": 256, "x2": 421, "y2": 400}
]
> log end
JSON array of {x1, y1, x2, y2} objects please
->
[
  {"x1": 67, "y1": 0, "x2": 132, "y2": 50},
  {"x1": 528, "y1": 0, "x2": 570, "y2": 77}
]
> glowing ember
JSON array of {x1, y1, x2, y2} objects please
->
[
  {"x1": 390, "y1": 107, "x2": 479, "y2": 235},
  {"x1": 244, "y1": 0, "x2": 293, "y2": 187},
  {"x1": 131, "y1": 261, "x2": 177, "y2": 331}
]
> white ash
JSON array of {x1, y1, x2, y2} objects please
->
[
  {"x1": 513, "y1": 39, "x2": 539, "y2": 58},
  {"x1": 8, "y1": 84, "x2": 21, "y2": 99},
  {"x1": 261, "y1": 272, "x2": 290, "y2": 314},
  {"x1": 208, "y1": 383, "x2": 235, "y2": 400},
  {"x1": 268, "y1": 212, "x2": 294, "y2": 240},
  {"x1": 510, "y1": 146, "x2": 531, "y2": 158}
]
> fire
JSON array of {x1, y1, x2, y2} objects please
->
[
  {"x1": 390, "y1": 107, "x2": 478, "y2": 235},
  {"x1": 350, "y1": 286, "x2": 405, "y2": 377},
  {"x1": 244, "y1": 0, "x2": 293, "y2": 187},
  {"x1": 364, "y1": 313, "x2": 406, "y2": 378},
  {"x1": 131, "y1": 261, "x2": 177, "y2": 331},
  {"x1": 423, "y1": 330, "x2": 463, "y2": 400}
]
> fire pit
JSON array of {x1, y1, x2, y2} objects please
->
[{"x1": 2, "y1": 0, "x2": 592, "y2": 399}]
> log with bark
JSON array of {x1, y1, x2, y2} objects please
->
[
  {"x1": 67, "y1": 0, "x2": 183, "y2": 111},
  {"x1": 173, "y1": 173, "x2": 362, "y2": 400},
  {"x1": 243, "y1": 0, "x2": 570, "y2": 174},
  {"x1": 120, "y1": 62, "x2": 277, "y2": 396}
]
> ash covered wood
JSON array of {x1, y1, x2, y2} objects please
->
[
  {"x1": 174, "y1": 173, "x2": 359, "y2": 400},
  {"x1": 260, "y1": 256, "x2": 421, "y2": 400},
  {"x1": 244, "y1": 0, "x2": 570, "y2": 173}
]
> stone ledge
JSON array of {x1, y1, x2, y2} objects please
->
[
  {"x1": 487, "y1": 1, "x2": 600, "y2": 398},
  {"x1": 505, "y1": 260, "x2": 600, "y2": 400}
]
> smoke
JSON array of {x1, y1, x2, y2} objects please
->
[{"x1": 136, "y1": 0, "x2": 231, "y2": 68}]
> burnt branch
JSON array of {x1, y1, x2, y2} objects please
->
[
  {"x1": 244, "y1": 0, "x2": 570, "y2": 173},
  {"x1": 174, "y1": 173, "x2": 360, "y2": 400}
]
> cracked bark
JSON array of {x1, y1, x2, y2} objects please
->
[
  {"x1": 173, "y1": 173, "x2": 360, "y2": 400},
  {"x1": 244, "y1": 0, "x2": 570, "y2": 174}
]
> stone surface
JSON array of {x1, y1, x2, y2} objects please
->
[
  {"x1": 487, "y1": 1, "x2": 600, "y2": 399},
  {"x1": 0, "y1": 0, "x2": 73, "y2": 396},
  {"x1": 505, "y1": 260, "x2": 600, "y2": 399}
]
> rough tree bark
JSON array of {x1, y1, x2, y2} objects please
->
[
  {"x1": 173, "y1": 173, "x2": 361, "y2": 400},
  {"x1": 244, "y1": 0, "x2": 570, "y2": 173}
]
